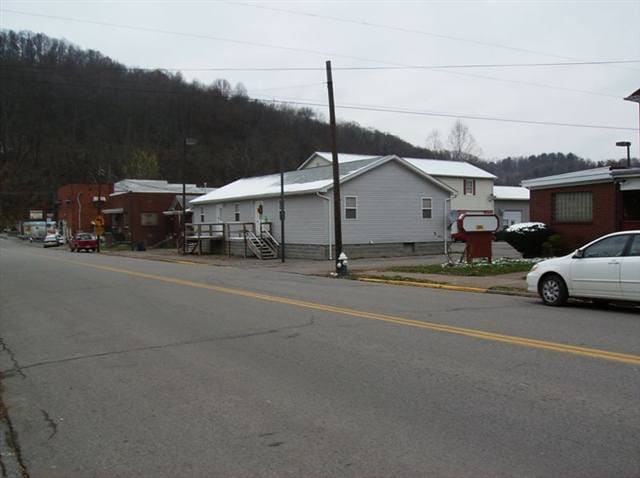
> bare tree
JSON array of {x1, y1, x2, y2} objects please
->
[
  {"x1": 447, "y1": 120, "x2": 481, "y2": 161},
  {"x1": 232, "y1": 82, "x2": 248, "y2": 98},
  {"x1": 425, "y1": 129, "x2": 443, "y2": 152}
]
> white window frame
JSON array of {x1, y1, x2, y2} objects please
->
[
  {"x1": 344, "y1": 196, "x2": 358, "y2": 220},
  {"x1": 421, "y1": 197, "x2": 432, "y2": 219},
  {"x1": 234, "y1": 203, "x2": 240, "y2": 222},
  {"x1": 199, "y1": 207, "x2": 205, "y2": 223},
  {"x1": 464, "y1": 179, "x2": 475, "y2": 195}
]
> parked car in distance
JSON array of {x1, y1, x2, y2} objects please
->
[
  {"x1": 69, "y1": 233, "x2": 98, "y2": 252},
  {"x1": 43, "y1": 233, "x2": 61, "y2": 248},
  {"x1": 527, "y1": 230, "x2": 640, "y2": 306}
]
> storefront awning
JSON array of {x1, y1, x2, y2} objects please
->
[{"x1": 102, "y1": 208, "x2": 124, "y2": 214}]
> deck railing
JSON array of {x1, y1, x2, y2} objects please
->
[{"x1": 181, "y1": 222, "x2": 274, "y2": 256}]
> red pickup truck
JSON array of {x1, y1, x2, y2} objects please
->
[{"x1": 69, "y1": 233, "x2": 98, "y2": 252}]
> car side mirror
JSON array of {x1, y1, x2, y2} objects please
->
[{"x1": 573, "y1": 249, "x2": 584, "y2": 259}]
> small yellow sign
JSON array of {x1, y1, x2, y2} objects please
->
[
  {"x1": 95, "y1": 225, "x2": 104, "y2": 236},
  {"x1": 95, "y1": 216, "x2": 104, "y2": 226}
]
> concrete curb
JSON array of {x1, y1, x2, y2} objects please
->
[
  {"x1": 99, "y1": 249, "x2": 535, "y2": 298},
  {"x1": 356, "y1": 276, "x2": 535, "y2": 298},
  {"x1": 357, "y1": 277, "x2": 489, "y2": 293}
]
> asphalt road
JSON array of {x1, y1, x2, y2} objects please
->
[{"x1": 1, "y1": 238, "x2": 639, "y2": 478}]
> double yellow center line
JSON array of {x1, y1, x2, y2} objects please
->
[{"x1": 40, "y1": 254, "x2": 640, "y2": 366}]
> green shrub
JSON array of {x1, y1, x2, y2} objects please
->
[{"x1": 541, "y1": 233, "x2": 570, "y2": 257}]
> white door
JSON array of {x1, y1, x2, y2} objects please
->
[
  {"x1": 571, "y1": 234, "x2": 630, "y2": 299},
  {"x1": 215, "y1": 205, "x2": 223, "y2": 234},
  {"x1": 254, "y1": 201, "x2": 263, "y2": 235},
  {"x1": 621, "y1": 234, "x2": 640, "y2": 301},
  {"x1": 502, "y1": 210, "x2": 522, "y2": 228}
]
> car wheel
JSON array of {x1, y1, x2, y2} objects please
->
[{"x1": 539, "y1": 273, "x2": 568, "y2": 306}]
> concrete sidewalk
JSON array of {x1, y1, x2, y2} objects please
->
[{"x1": 101, "y1": 242, "x2": 530, "y2": 293}]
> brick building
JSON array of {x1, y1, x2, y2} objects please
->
[
  {"x1": 522, "y1": 167, "x2": 640, "y2": 249},
  {"x1": 103, "y1": 179, "x2": 212, "y2": 248},
  {"x1": 56, "y1": 183, "x2": 114, "y2": 238}
]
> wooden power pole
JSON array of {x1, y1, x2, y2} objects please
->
[{"x1": 326, "y1": 60, "x2": 343, "y2": 271}]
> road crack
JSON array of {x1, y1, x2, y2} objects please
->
[
  {"x1": 2, "y1": 318, "x2": 316, "y2": 374},
  {"x1": 0, "y1": 389, "x2": 29, "y2": 477},
  {"x1": 0, "y1": 338, "x2": 25, "y2": 379},
  {"x1": 39, "y1": 409, "x2": 57, "y2": 440}
]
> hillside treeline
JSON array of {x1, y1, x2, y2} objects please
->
[
  {"x1": 1, "y1": 30, "x2": 631, "y2": 223},
  {"x1": 0, "y1": 30, "x2": 445, "y2": 222}
]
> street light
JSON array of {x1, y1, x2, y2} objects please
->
[
  {"x1": 624, "y1": 87, "x2": 640, "y2": 160},
  {"x1": 616, "y1": 141, "x2": 631, "y2": 168},
  {"x1": 182, "y1": 138, "x2": 197, "y2": 255}
]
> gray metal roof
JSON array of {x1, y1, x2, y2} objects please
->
[
  {"x1": 112, "y1": 179, "x2": 214, "y2": 195},
  {"x1": 192, "y1": 156, "x2": 455, "y2": 205},
  {"x1": 300, "y1": 151, "x2": 496, "y2": 179}
]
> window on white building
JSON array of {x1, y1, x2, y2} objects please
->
[
  {"x1": 421, "y1": 197, "x2": 432, "y2": 219},
  {"x1": 345, "y1": 196, "x2": 357, "y2": 219},
  {"x1": 464, "y1": 179, "x2": 475, "y2": 195}
]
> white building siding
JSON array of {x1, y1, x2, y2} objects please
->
[
  {"x1": 197, "y1": 195, "x2": 328, "y2": 244},
  {"x1": 278, "y1": 195, "x2": 328, "y2": 244},
  {"x1": 494, "y1": 199, "x2": 530, "y2": 228},
  {"x1": 338, "y1": 161, "x2": 449, "y2": 244},
  {"x1": 438, "y1": 177, "x2": 494, "y2": 212}
]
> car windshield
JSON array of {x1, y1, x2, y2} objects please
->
[{"x1": 77, "y1": 234, "x2": 93, "y2": 240}]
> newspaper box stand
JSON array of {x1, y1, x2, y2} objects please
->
[{"x1": 451, "y1": 214, "x2": 499, "y2": 262}]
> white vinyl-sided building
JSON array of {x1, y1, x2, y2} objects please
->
[
  {"x1": 191, "y1": 154, "x2": 457, "y2": 259},
  {"x1": 300, "y1": 152, "x2": 496, "y2": 213}
]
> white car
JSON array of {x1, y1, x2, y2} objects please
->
[
  {"x1": 527, "y1": 230, "x2": 640, "y2": 306},
  {"x1": 42, "y1": 233, "x2": 60, "y2": 248}
]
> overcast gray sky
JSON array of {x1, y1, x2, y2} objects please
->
[{"x1": 2, "y1": 0, "x2": 639, "y2": 162}]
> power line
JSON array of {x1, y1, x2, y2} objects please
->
[
  {"x1": 226, "y1": 0, "x2": 640, "y2": 72},
  {"x1": 0, "y1": 8, "x2": 392, "y2": 65},
  {"x1": 0, "y1": 8, "x2": 628, "y2": 100},
  {"x1": 3, "y1": 59, "x2": 639, "y2": 71},
  {"x1": 248, "y1": 82, "x2": 325, "y2": 93},
  {"x1": 2, "y1": 75, "x2": 633, "y2": 132},
  {"x1": 0, "y1": 63, "x2": 624, "y2": 100},
  {"x1": 254, "y1": 96, "x2": 637, "y2": 132}
]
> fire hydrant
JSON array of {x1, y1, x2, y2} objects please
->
[{"x1": 336, "y1": 252, "x2": 349, "y2": 276}]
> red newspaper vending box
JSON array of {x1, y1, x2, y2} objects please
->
[{"x1": 451, "y1": 214, "x2": 499, "y2": 262}]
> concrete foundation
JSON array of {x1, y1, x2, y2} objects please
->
[{"x1": 222, "y1": 239, "x2": 444, "y2": 260}]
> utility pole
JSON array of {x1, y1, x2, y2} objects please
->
[
  {"x1": 182, "y1": 138, "x2": 197, "y2": 255},
  {"x1": 182, "y1": 138, "x2": 187, "y2": 255},
  {"x1": 326, "y1": 60, "x2": 343, "y2": 273},
  {"x1": 280, "y1": 154, "x2": 286, "y2": 262},
  {"x1": 97, "y1": 180, "x2": 102, "y2": 253}
]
